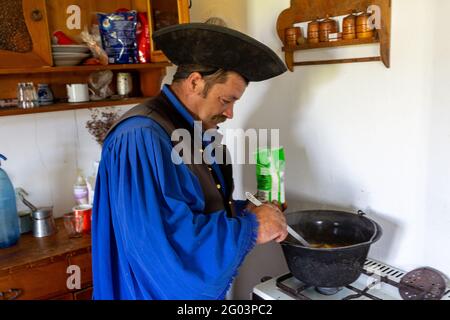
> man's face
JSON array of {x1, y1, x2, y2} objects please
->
[{"x1": 195, "y1": 72, "x2": 247, "y2": 130}]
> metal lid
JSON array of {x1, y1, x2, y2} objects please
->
[
  {"x1": 399, "y1": 268, "x2": 447, "y2": 300},
  {"x1": 31, "y1": 207, "x2": 54, "y2": 220}
]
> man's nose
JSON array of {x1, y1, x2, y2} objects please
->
[{"x1": 223, "y1": 105, "x2": 234, "y2": 119}]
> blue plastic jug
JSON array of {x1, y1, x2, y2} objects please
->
[{"x1": 0, "y1": 154, "x2": 20, "y2": 248}]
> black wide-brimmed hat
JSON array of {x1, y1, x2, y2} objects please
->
[{"x1": 152, "y1": 23, "x2": 287, "y2": 82}]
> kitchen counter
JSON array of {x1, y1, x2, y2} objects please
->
[{"x1": 0, "y1": 218, "x2": 92, "y2": 300}]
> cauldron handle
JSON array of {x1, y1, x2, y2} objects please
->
[{"x1": 357, "y1": 210, "x2": 378, "y2": 243}]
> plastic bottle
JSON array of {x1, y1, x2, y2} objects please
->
[
  {"x1": 0, "y1": 154, "x2": 20, "y2": 248},
  {"x1": 73, "y1": 170, "x2": 89, "y2": 205},
  {"x1": 86, "y1": 161, "x2": 100, "y2": 206}
]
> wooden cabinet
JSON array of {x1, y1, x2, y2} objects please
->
[
  {"x1": 0, "y1": 259, "x2": 69, "y2": 300},
  {"x1": 74, "y1": 287, "x2": 93, "y2": 300},
  {"x1": 0, "y1": 0, "x2": 52, "y2": 68},
  {"x1": 148, "y1": 0, "x2": 190, "y2": 62},
  {"x1": 0, "y1": 219, "x2": 93, "y2": 300},
  {"x1": 0, "y1": 0, "x2": 190, "y2": 117},
  {"x1": 45, "y1": 0, "x2": 190, "y2": 63}
]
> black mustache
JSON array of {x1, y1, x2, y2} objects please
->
[{"x1": 212, "y1": 115, "x2": 227, "y2": 122}]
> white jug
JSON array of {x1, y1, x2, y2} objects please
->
[{"x1": 66, "y1": 84, "x2": 90, "y2": 103}]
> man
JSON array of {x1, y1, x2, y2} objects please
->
[{"x1": 92, "y1": 23, "x2": 288, "y2": 300}]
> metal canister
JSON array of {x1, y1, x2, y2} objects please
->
[
  {"x1": 31, "y1": 207, "x2": 57, "y2": 238},
  {"x1": 117, "y1": 72, "x2": 133, "y2": 97}
]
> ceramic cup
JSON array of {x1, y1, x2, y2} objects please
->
[
  {"x1": 73, "y1": 204, "x2": 92, "y2": 233},
  {"x1": 66, "y1": 84, "x2": 90, "y2": 103}
]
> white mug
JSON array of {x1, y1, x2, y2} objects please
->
[{"x1": 66, "y1": 84, "x2": 90, "y2": 103}]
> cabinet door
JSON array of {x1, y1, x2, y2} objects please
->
[
  {"x1": 0, "y1": 260, "x2": 69, "y2": 300},
  {"x1": 73, "y1": 287, "x2": 93, "y2": 300},
  {"x1": 149, "y1": 0, "x2": 190, "y2": 62},
  {"x1": 51, "y1": 293, "x2": 74, "y2": 300},
  {"x1": 0, "y1": 0, "x2": 52, "y2": 68}
]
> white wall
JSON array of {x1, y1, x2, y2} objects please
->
[
  {"x1": 0, "y1": 106, "x2": 132, "y2": 215},
  {"x1": 189, "y1": 0, "x2": 450, "y2": 299},
  {"x1": 425, "y1": 0, "x2": 450, "y2": 277}
]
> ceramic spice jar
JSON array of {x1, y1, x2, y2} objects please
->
[
  {"x1": 319, "y1": 15, "x2": 338, "y2": 42},
  {"x1": 285, "y1": 26, "x2": 302, "y2": 48},
  {"x1": 356, "y1": 12, "x2": 374, "y2": 39},
  {"x1": 342, "y1": 12, "x2": 357, "y2": 40},
  {"x1": 307, "y1": 18, "x2": 320, "y2": 43}
]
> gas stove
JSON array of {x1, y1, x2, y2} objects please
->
[{"x1": 253, "y1": 258, "x2": 450, "y2": 300}]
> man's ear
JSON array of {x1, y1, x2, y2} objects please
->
[{"x1": 186, "y1": 72, "x2": 204, "y2": 95}]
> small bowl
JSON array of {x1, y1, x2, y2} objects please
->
[
  {"x1": 52, "y1": 45, "x2": 90, "y2": 53},
  {"x1": 52, "y1": 53, "x2": 91, "y2": 66}
]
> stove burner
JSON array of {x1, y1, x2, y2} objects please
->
[
  {"x1": 315, "y1": 287, "x2": 343, "y2": 295},
  {"x1": 275, "y1": 274, "x2": 311, "y2": 300}
]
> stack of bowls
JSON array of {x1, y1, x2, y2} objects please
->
[{"x1": 52, "y1": 45, "x2": 91, "y2": 67}]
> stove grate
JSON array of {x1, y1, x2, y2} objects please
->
[
  {"x1": 364, "y1": 258, "x2": 406, "y2": 281},
  {"x1": 271, "y1": 258, "x2": 450, "y2": 300}
]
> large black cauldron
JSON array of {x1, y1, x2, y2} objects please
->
[{"x1": 281, "y1": 210, "x2": 382, "y2": 290}]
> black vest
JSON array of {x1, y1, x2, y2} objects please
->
[{"x1": 106, "y1": 91, "x2": 236, "y2": 217}]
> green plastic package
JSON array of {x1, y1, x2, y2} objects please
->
[{"x1": 255, "y1": 147, "x2": 286, "y2": 204}]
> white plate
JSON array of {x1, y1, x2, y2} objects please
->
[
  {"x1": 53, "y1": 58, "x2": 84, "y2": 66},
  {"x1": 52, "y1": 45, "x2": 90, "y2": 53},
  {"x1": 52, "y1": 52, "x2": 91, "y2": 59},
  {"x1": 53, "y1": 54, "x2": 90, "y2": 66}
]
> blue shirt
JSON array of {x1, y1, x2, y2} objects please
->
[{"x1": 91, "y1": 90, "x2": 258, "y2": 300}]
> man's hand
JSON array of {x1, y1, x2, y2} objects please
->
[{"x1": 246, "y1": 202, "x2": 288, "y2": 244}]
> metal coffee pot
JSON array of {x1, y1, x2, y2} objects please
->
[{"x1": 17, "y1": 188, "x2": 57, "y2": 238}]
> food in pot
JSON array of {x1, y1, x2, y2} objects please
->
[{"x1": 308, "y1": 242, "x2": 353, "y2": 249}]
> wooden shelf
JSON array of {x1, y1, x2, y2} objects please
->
[
  {"x1": 293, "y1": 56, "x2": 381, "y2": 66},
  {"x1": 283, "y1": 37, "x2": 379, "y2": 52},
  {"x1": 0, "y1": 97, "x2": 148, "y2": 117},
  {"x1": 276, "y1": 0, "x2": 391, "y2": 70},
  {"x1": 0, "y1": 63, "x2": 171, "y2": 76}
]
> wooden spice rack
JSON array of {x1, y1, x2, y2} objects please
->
[{"x1": 277, "y1": 0, "x2": 391, "y2": 70}]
